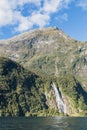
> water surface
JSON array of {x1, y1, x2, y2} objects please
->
[{"x1": 0, "y1": 117, "x2": 87, "y2": 130}]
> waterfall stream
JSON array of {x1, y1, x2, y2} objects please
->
[{"x1": 51, "y1": 83, "x2": 66, "y2": 114}]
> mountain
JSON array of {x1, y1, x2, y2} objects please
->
[
  {"x1": 0, "y1": 27, "x2": 87, "y2": 87},
  {"x1": 0, "y1": 27, "x2": 87, "y2": 116}
]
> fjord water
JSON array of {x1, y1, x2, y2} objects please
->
[{"x1": 0, "y1": 117, "x2": 87, "y2": 130}]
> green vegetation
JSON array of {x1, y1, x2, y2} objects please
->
[
  {"x1": 0, "y1": 57, "x2": 87, "y2": 116},
  {"x1": 0, "y1": 57, "x2": 51, "y2": 116},
  {"x1": 57, "y1": 74, "x2": 87, "y2": 113}
]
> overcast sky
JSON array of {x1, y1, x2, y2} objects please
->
[{"x1": 0, "y1": 0, "x2": 87, "y2": 41}]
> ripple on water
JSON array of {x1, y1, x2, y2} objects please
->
[{"x1": 0, "y1": 117, "x2": 87, "y2": 130}]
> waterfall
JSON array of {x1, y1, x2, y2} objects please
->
[{"x1": 51, "y1": 83, "x2": 66, "y2": 114}]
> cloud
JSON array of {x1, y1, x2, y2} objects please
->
[
  {"x1": 0, "y1": 0, "x2": 41, "y2": 26},
  {"x1": 77, "y1": 0, "x2": 87, "y2": 10},
  {"x1": 31, "y1": 12, "x2": 50, "y2": 27},
  {"x1": 55, "y1": 13, "x2": 68, "y2": 23},
  {"x1": 14, "y1": 13, "x2": 33, "y2": 32},
  {"x1": 61, "y1": 13, "x2": 68, "y2": 21},
  {"x1": 17, "y1": 0, "x2": 41, "y2": 6},
  {"x1": 0, "y1": 1, "x2": 13, "y2": 26},
  {"x1": 0, "y1": 0, "x2": 73, "y2": 33},
  {"x1": 43, "y1": 0, "x2": 73, "y2": 14},
  {"x1": 15, "y1": 11, "x2": 50, "y2": 32},
  {"x1": 43, "y1": 0, "x2": 61, "y2": 14}
]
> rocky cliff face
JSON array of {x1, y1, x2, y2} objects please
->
[
  {"x1": 0, "y1": 27, "x2": 87, "y2": 116},
  {"x1": 0, "y1": 27, "x2": 71, "y2": 60}
]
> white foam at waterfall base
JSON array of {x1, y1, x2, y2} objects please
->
[{"x1": 51, "y1": 83, "x2": 66, "y2": 114}]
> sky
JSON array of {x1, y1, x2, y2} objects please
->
[{"x1": 0, "y1": 0, "x2": 87, "y2": 41}]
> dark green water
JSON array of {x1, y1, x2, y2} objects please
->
[{"x1": 0, "y1": 117, "x2": 87, "y2": 130}]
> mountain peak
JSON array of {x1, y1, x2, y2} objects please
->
[
  {"x1": 0, "y1": 27, "x2": 80, "y2": 62},
  {"x1": 0, "y1": 27, "x2": 70, "y2": 43}
]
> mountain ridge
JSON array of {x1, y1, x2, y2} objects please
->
[{"x1": 0, "y1": 27, "x2": 72, "y2": 41}]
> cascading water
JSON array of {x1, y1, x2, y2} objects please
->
[{"x1": 51, "y1": 83, "x2": 66, "y2": 114}]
